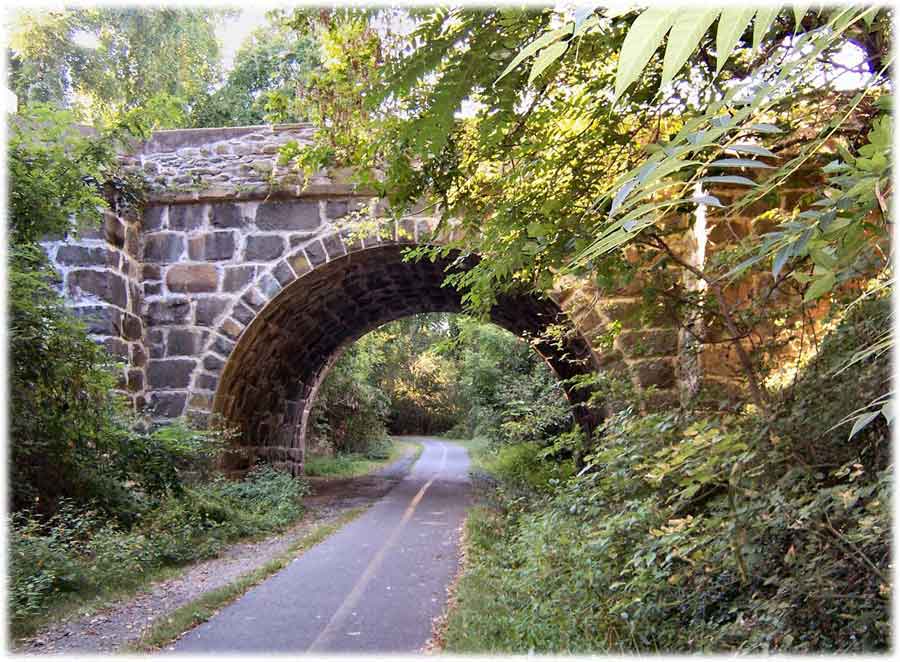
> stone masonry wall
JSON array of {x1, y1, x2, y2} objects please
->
[
  {"x1": 43, "y1": 203, "x2": 147, "y2": 408},
  {"x1": 47, "y1": 121, "x2": 815, "y2": 473}
]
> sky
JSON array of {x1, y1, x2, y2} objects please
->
[{"x1": 217, "y1": 8, "x2": 270, "y2": 72}]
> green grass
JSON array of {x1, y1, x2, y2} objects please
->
[
  {"x1": 303, "y1": 438, "x2": 419, "y2": 478},
  {"x1": 125, "y1": 506, "x2": 368, "y2": 652}
]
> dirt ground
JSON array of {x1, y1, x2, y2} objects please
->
[{"x1": 14, "y1": 450, "x2": 417, "y2": 655}]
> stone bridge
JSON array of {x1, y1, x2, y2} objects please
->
[{"x1": 47, "y1": 123, "x2": 776, "y2": 474}]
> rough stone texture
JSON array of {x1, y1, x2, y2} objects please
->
[
  {"x1": 166, "y1": 264, "x2": 219, "y2": 293},
  {"x1": 244, "y1": 235, "x2": 285, "y2": 261},
  {"x1": 256, "y1": 201, "x2": 320, "y2": 231},
  {"x1": 47, "y1": 122, "x2": 812, "y2": 476},
  {"x1": 188, "y1": 232, "x2": 236, "y2": 261}
]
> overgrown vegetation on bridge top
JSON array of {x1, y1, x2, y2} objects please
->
[{"x1": 6, "y1": 4, "x2": 893, "y2": 653}]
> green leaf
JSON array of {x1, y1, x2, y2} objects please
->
[
  {"x1": 793, "y1": 5, "x2": 808, "y2": 29},
  {"x1": 746, "y1": 123, "x2": 783, "y2": 133},
  {"x1": 715, "y1": 8, "x2": 755, "y2": 73},
  {"x1": 803, "y1": 271, "x2": 836, "y2": 302},
  {"x1": 496, "y1": 28, "x2": 569, "y2": 83},
  {"x1": 727, "y1": 143, "x2": 778, "y2": 158},
  {"x1": 573, "y1": 7, "x2": 598, "y2": 35},
  {"x1": 848, "y1": 410, "x2": 880, "y2": 439},
  {"x1": 701, "y1": 175, "x2": 757, "y2": 186},
  {"x1": 753, "y1": 7, "x2": 780, "y2": 51},
  {"x1": 691, "y1": 195, "x2": 724, "y2": 207},
  {"x1": 709, "y1": 158, "x2": 774, "y2": 169},
  {"x1": 881, "y1": 400, "x2": 894, "y2": 426},
  {"x1": 772, "y1": 244, "x2": 792, "y2": 278},
  {"x1": 614, "y1": 8, "x2": 677, "y2": 101},
  {"x1": 610, "y1": 178, "x2": 638, "y2": 216},
  {"x1": 661, "y1": 9, "x2": 720, "y2": 88},
  {"x1": 528, "y1": 41, "x2": 569, "y2": 84}
]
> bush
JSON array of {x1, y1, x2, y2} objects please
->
[
  {"x1": 364, "y1": 436, "x2": 393, "y2": 460},
  {"x1": 485, "y1": 443, "x2": 574, "y2": 493},
  {"x1": 8, "y1": 467, "x2": 310, "y2": 630},
  {"x1": 446, "y1": 297, "x2": 891, "y2": 653}
]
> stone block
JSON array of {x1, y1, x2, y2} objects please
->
[
  {"x1": 195, "y1": 373, "x2": 219, "y2": 392},
  {"x1": 127, "y1": 369, "x2": 144, "y2": 392},
  {"x1": 102, "y1": 337, "x2": 129, "y2": 360},
  {"x1": 144, "y1": 233, "x2": 184, "y2": 264},
  {"x1": 67, "y1": 269, "x2": 128, "y2": 309},
  {"x1": 142, "y1": 264, "x2": 161, "y2": 281},
  {"x1": 56, "y1": 245, "x2": 119, "y2": 268},
  {"x1": 189, "y1": 391, "x2": 214, "y2": 410},
  {"x1": 104, "y1": 213, "x2": 125, "y2": 248},
  {"x1": 243, "y1": 235, "x2": 285, "y2": 261},
  {"x1": 143, "y1": 205, "x2": 165, "y2": 231},
  {"x1": 122, "y1": 313, "x2": 143, "y2": 341},
  {"x1": 220, "y1": 318, "x2": 244, "y2": 340},
  {"x1": 149, "y1": 391, "x2": 187, "y2": 418},
  {"x1": 616, "y1": 329, "x2": 678, "y2": 358},
  {"x1": 188, "y1": 231, "x2": 236, "y2": 261},
  {"x1": 258, "y1": 273, "x2": 281, "y2": 299},
  {"x1": 305, "y1": 240, "x2": 327, "y2": 266},
  {"x1": 272, "y1": 260, "x2": 295, "y2": 286},
  {"x1": 241, "y1": 287, "x2": 267, "y2": 311},
  {"x1": 168, "y1": 204, "x2": 206, "y2": 230},
  {"x1": 321, "y1": 233, "x2": 346, "y2": 259},
  {"x1": 231, "y1": 301, "x2": 255, "y2": 325},
  {"x1": 212, "y1": 335, "x2": 236, "y2": 358},
  {"x1": 289, "y1": 232, "x2": 319, "y2": 246},
  {"x1": 325, "y1": 200, "x2": 348, "y2": 219},
  {"x1": 166, "y1": 264, "x2": 219, "y2": 293},
  {"x1": 145, "y1": 299, "x2": 191, "y2": 325},
  {"x1": 147, "y1": 358, "x2": 197, "y2": 389},
  {"x1": 633, "y1": 359, "x2": 676, "y2": 389},
  {"x1": 132, "y1": 343, "x2": 147, "y2": 368},
  {"x1": 195, "y1": 297, "x2": 231, "y2": 326},
  {"x1": 288, "y1": 251, "x2": 311, "y2": 276},
  {"x1": 125, "y1": 225, "x2": 140, "y2": 256},
  {"x1": 210, "y1": 202, "x2": 252, "y2": 228},
  {"x1": 145, "y1": 282, "x2": 162, "y2": 297},
  {"x1": 203, "y1": 354, "x2": 225, "y2": 371},
  {"x1": 255, "y1": 200, "x2": 320, "y2": 231},
  {"x1": 167, "y1": 329, "x2": 206, "y2": 356},
  {"x1": 73, "y1": 305, "x2": 122, "y2": 336},
  {"x1": 223, "y1": 265, "x2": 256, "y2": 292}
]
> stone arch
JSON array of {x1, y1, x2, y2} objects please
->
[{"x1": 190, "y1": 233, "x2": 599, "y2": 475}]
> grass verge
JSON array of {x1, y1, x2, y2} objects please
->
[
  {"x1": 303, "y1": 437, "x2": 419, "y2": 478},
  {"x1": 125, "y1": 506, "x2": 368, "y2": 652}
]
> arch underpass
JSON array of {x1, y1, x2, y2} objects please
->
[
  {"x1": 210, "y1": 243, "x2": 599, "y2": 475},
  {"x1": 47, "y1": 123, "x2": 694, "y2": 477}
]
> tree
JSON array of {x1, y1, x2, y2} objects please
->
[
  {"x1": 285, "y1": 6, "x2": 891, "y2": 423},
  {"x1": 189, "y1": 13, "x2": 321, "y2": 127},
  {"x1": 8, "y1": 7, "x2": 226, "y2": 128}
]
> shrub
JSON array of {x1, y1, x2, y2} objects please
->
[{"x1": 8, "y1": 467, "x2": 310, "y2": 631}]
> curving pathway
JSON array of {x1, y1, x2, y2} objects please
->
[{"x1": 170, "y1": 438, "x2": 471, "y2": 653}]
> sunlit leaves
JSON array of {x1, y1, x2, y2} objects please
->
[
  {"x1": 716, "y1": 8, "x2": 756, "y2": 73},
  {"x1": 661, "y1": 9, "x2": 719, "y2": 88},
  {"x1": 613, "y1": 8, "x2": 677, "y2": 101}
]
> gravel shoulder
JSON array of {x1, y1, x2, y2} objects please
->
[{"x1": 14, "y1": 447, "x2": 419, "y2": 655}]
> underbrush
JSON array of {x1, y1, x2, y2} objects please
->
[
  {"x1": 445, "y1": 297, "x2": 891, "y2": 653},
  {"x1": 303, "y1": 437, "x2": 404, "y2": 478},
  {"x1": 9, "y1": 465, "x2": 309, "y2": 636}
]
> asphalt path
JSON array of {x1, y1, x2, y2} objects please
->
[{"x1": 170, "y1": 437, "x2": 471, "y2": 654}]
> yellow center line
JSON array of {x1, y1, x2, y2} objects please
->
[{"x1": 307, "y1": 442, "x2": 448, "y2": 652}]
